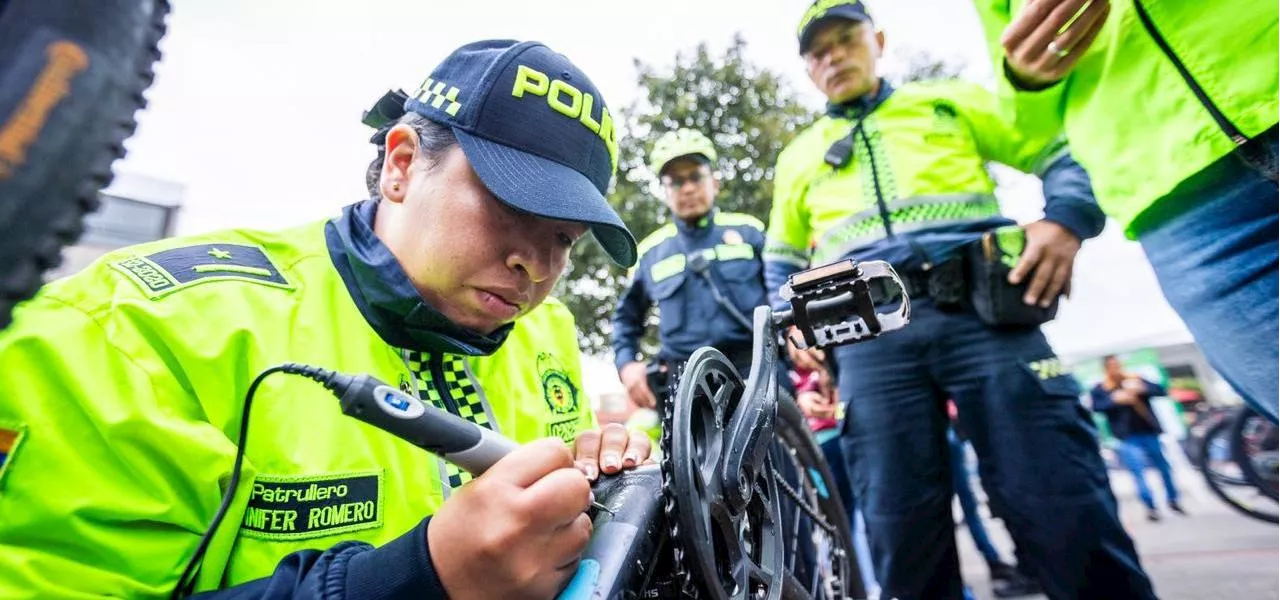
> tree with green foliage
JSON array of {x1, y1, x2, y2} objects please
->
[{"x1": 557, "y1": 34, "x2": 819, "y2": 357}]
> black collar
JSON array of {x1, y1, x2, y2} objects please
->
[{"x1": 825, "y1": 78, "x2": 895, "y2": 120}]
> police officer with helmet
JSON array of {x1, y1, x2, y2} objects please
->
[{"x1": 611, "y1": 128, "x2": 776, "y2": 409}]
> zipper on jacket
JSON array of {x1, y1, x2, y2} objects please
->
[
  {"x1": 853, "y1": 114, "x2": 895, "y2": 238},
  {"x1": 1133, "y1": 0, "x2": 1247, "y2": 147},
  {"x1": 427, "y1": 354, "x2": 461, "y2": 416}
]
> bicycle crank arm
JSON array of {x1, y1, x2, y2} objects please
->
[{"x1": 722, "y1": 306, "x2": 782, "y2": 510}]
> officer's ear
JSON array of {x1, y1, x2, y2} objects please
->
[
  {"x1": 709, "y1": 172, "x2": 722, "y2": 197},
  {"x1": 872, "y1": 28, "x2": 886, "y2": 59},
  {"x1": 380, "y1": 124, "x2": 419, "y2": 204}
]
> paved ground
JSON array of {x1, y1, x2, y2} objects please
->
[{"x1": 955, "y1": 448, "x2": 1279, "y2": 600}]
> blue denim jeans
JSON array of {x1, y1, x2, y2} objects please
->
[
  {"x1": 1137, "y1": 128, "x2": 1279, "y2": 423},
  {"x1": 835, "y1": 298, "x2": 1156, "y2": 600},
  {"x1": 1116, "y1": 433, "x2": 1179, "y2": 511}
]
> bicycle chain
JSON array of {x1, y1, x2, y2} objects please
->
[
  {"x1": 659, "y1": 364, "x2": 847, "y2": 599},
  {"x1": 774, "y1": 451, "x2": 853, "y2": 600},
  {"x1": 658, "y1": 364, "x2": 702, "y2": 599},
  {"x1": 770, "y1": 464, "x2": 838, "y2": 537}
]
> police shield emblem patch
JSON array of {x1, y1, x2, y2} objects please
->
[
  {"x1": 929, "y1": 101, "x2": 963, "y2": 135},
  {"x1": 542, "y1": 370, "x2": 578, "y2": 415},
  {"x1": 723, "y1": 229, "x2": 744, "y2": 245},
  {"x1": 536, "y1": 352, "x2": 579, "y2": 415}
]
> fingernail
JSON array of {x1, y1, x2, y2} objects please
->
[
  {"x1": 1024, "y1": 295, "x2": 1036, "y2": 305},
  {"x1": 623, "y1": 452, "x2": 638, "y2": 467},
  {"x1": 602, "y1": 453, "x2": 620, "y2": 471},
  {"x1": 588, "y1": 491, "x2": 596, "y2": 504},
  {"x1": 586, "y1": 464, "x2": 598, "y2": 480}
]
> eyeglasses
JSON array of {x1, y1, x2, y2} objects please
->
[
  {"x1": 803, "y1": 23, "x2": 867, "y2": 66},
  {"x1": 663, "y1": 170, "x2": 708, "y2": 189}
]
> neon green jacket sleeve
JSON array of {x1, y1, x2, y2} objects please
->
[
  {"x1": 0, "y1": 295, "x2": 234, "y2": 598},
  {"x1": 943, "y1": 79, "x2": 1067, "y2": 176},
  {"x1": 763, "y1": 136, "x2": 817, "y2": 309}
]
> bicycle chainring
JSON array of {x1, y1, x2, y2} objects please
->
[{"x1": 659, "y1": 348, "x2": 786, "y2": 600}]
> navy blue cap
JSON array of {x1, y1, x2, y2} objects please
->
[
  {"x1": 404, "y1": 40, "x2": 636, "y2": 268},
  {"x1": 797, "y1": 0, "x2": 874, "y2": 55}
]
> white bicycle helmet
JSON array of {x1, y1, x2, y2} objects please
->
[{"x1": 649, "y1": 128, "x2": 717, "y2": 176}]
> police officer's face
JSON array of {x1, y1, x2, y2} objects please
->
[
  {"x1": 660, "y1": 158, "x2": 719, "y2": 222},
  {"x1": 803, "y1": 20, "x2": 884, "y2": 104},
  {"x1": 377, "y1": 133, "x2": 586, "y2": 334}
]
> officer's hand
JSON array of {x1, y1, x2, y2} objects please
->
[
  {"x1": 620, "y1": 361, "x2": 657, "y2": 409},
  {"x1": 797, "y1": 390, "x2": 837, "y2": 420},
  {"x1": 785, "y1": 327, "x2": 826, "y2": 372},
  {"x1": 1009, "y1": 220, "x2": 1081, "y2": 308},
  {"x1": 572, "y1": 423, "x2": 653, "y2": 481},
  {"x1": 428, "y1": 438, "x2": 592, "y2": 600},
  {"x1": 1121, "y1": 377, "x2": 1148, "y2": 393},
  {"x1": 1111, "y1": 390, "x2": 1139, "y2": 405},
  {"x1": 1001, "y1": 0, "x2": 1110, "y2": 89}
]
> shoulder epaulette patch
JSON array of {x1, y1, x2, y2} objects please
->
[
  {"x1": 111, "y1": 243, "x2": 293, "y2": 299},
  {"x1": 636, "y1": 224, "x2": 677, "y2": 259},
  {"x1": 717, "y1": 212, "x2": 766, "y2": 231}
]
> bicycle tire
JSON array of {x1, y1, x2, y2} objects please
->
[
  {"x1": 1206, "y1": 469, "x2": 1253, "y2": 489},
  {"x1": 1199, "y1": 415, "x2": 1279, "y2": 524},
  {"x1": 0, "y1": 0, "x2": 169, "y2": 328},
  {"x1": 772, "y1": 390, "x2": 868, "y2": 600},
  {"x1": 1229, "y1": 406, "x2": 1280, "y2": 501}
]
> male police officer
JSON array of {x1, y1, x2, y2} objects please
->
[
  {"x1": 764, "y1": 2, "x2": 1156, "y2": 599},
  {"x1": 0, "y1": 40, "x2": 648, "y2": 600},
  {"x1": 611, "y1": 129, "x2": 772, "y2": 408}
]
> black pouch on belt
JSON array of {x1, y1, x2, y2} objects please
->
[
  {"x1": 967, "y1": 225, "x2": 1058, "y2": 327},
  {"x1": 926, "y1": 257, "x2": 967, "y2": 311}
]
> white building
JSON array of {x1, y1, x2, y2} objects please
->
[{"x1": 48, "y1": 171, "x2": 184, "y2": 279}]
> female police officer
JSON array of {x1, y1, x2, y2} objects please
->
[{"x1": 0, "y1": 39, "x2": 648, "y2": 600}]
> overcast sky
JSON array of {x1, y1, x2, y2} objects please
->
[
  {"x1": 118, "y1": 0, "x2": 1001, "y2": 233},
  {"x1": 113, "y1": 0, "x2": 1193, "y2": 394}
]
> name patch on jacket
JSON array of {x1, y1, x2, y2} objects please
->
[
  {"x1": 112, "y1": 243, "x2": 292, "y2": 299},
  {"x1": 241, "y1": 471, "x2": 383, "y2": 540}
]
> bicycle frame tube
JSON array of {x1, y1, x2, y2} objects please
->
[{"x1": 558, "y1": 465, "x2": 668, "y2": 599}]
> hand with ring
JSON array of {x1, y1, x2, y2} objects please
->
[
  {"x1": 1000, "y1": 0, "x2": 1111, "y2": 89},
  {"x1": 1046, "y1": 40, "x2": 1069, "y2": 60}
]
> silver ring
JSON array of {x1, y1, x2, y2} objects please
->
[{"x1": 1047, "y1": 40, "x2": 1069, "y2": 59}]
